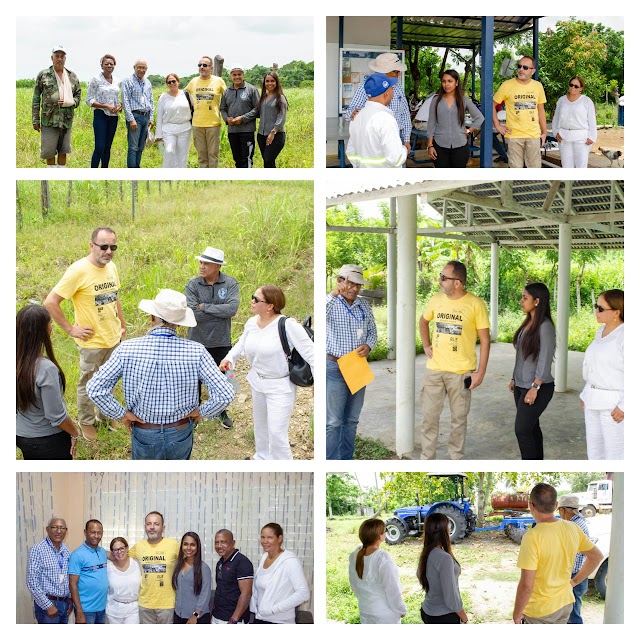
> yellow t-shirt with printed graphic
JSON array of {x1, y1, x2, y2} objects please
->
[{"x1": 130, "y1": 537, "x2": 180, "y2": 609}]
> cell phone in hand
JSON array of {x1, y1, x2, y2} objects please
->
[{"x1": 464, "y1": 376, "x2": 472, "y2": 389}]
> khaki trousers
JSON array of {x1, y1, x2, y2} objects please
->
[
  {"x1": 523, "y1": 602, "x2": 573, "y2": 624},
  {"x1": 77, "y1": 344, "x2": 118, "y2": 425},
  {"x1": 507, "y1": 137, "x2": 542, "y2": 168},
  {"x1": 420, "y1": 368, "x2": 471, "y2": 460},
  {"x1": 139, "y1": 606, "x2": 174, "y2": 624},
  {"x1": 192, "y1": 126, "x2": 221, "y2": 167}
]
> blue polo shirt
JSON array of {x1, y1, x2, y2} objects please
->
[
  {"x1": 68, "y1": 542, "x2": 108, "y2": 612},
  {"x1": 213, "y1": 550, "x2": 254, "y2": 622}
]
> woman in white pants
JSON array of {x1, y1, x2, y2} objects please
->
[
  {"x1": 581, "y1": 289, "x2": 624, "y2": 459},
  {"x1": 551, "y1": 76, "x2": 597, "y2": 168},
  {"x1": 349, "y1": 518, "x2": 406, "y2": 624},
  {"x1": 106, "y1": 537, "x2": 140, "y2": 624},
  {"x1": 220, "y1": 285, "x2": 314, "y2": 460},
  {"x1": 155, "y1": 73, "x2": 192, "y2": 168}
]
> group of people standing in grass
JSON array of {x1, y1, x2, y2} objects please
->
[{"x1": 32, "y1": 47, "x2": 289, "y2": 168}]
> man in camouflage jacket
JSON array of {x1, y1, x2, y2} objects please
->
[{"x1": 32, "y1": 46, "x2": 81, "y2": 166}]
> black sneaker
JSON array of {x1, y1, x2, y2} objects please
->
[{"x1": 220, "y1": 410, "x2": 233, "y2": 429}]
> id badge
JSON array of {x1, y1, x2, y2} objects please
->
[
  {"x1": 356, "y1": 328, "x2": 364, "y2": 341},
  {"x1": 59, "y1": 573, "x2": 65, "y2": 584}
]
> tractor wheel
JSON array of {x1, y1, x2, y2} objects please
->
[
  {"x1": 581, "y1": 505, "x2": 597, "y2": 519},
  {"x1": 595, "y1": 559, "x2": 608, "y2": 598},
  {"x1": 504, "y1": 523, "x2": 527, "y2": 544},
  {"x1": 430, "y1": 505, "x2": 467, "y2": 543},
  {"x1": 385, "y1": 518, "x2": 408, "y2": 545}
]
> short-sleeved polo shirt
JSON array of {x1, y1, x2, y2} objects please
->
[
  {"x1": 68, "y1": 543, "x2": 108, "y2": 612},
  {"x1": 213, "y1": 550, "x2": 254, "y2": 622}
]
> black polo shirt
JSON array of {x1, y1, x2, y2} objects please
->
[{"x1": 213, "y1": 550, "x2": 254, "y2": 622}]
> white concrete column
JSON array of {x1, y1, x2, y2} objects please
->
[
  {"x1": 604, "y1": 472, "x2": 624, "y2": 623},
  {"x1": 395, "y1": 194, "x2": 417, "y2": 457},
  {"x1": 490, "y1": 242, "x2": 499, "y2": 341},
  {"x1": 555, "y1": 223, "x2": 571, "y2": 392},
  {"x1": 387, "y1": 198, "x2": 397, "y2": 360}
]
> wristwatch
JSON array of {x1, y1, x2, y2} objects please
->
[
  {"x1": 530, "y1": 382, "x2": 540, "y2": 390},
  {"x1": 192, "y1": 611, "x2": 200, "y2": 619}
]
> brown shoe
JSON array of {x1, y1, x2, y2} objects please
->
[
  {"x1": 108, "y1": 420, "x2": 120, "y2": 432},
  {"x1": 80, "y1": 423, "x2": 97, "y2": 441}
]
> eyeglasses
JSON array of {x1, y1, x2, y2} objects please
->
[
  {"x1": 439, "y1": 273, "x2": 459, "y2": 282},
  {"x1": 338, "y1": 278, "x2": 361, "y2": 288},
  {"x1": 517, "y1": 64, "x2": 533, "y2": 70},
  {"x1": 112, "y1": 546, "x2": 128, "y2": 553},
  {"x1": 198, "y1": 63, "x2": 210, "y2": 67},
  {"x1": 569, "y1": 83, "x2": 582, "y2": 89},
  {"x1": 94, "y1": 243, "x2": 117, "y2": 251},
  {"x1": 594, "y1": 304, "x2": 613, "y2": 312},
  {"x1": 49, "y1": 526, "x2": 67, "y2": 531},
  {"x1": 251, "y1": 295, "x2": 267, "y2": 303},
  {"x1": 167, "y1": 79, "x2": 178, "y2": 85}
]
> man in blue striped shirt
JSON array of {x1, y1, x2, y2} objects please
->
[
  {"x1": 326, "y1": 265, "x2": 377, "y2": 459},
  {"x1": 87, "y1": 289, "x2": 234, "y2": 459},
  {"x1": 121, "y1": 59, "x2": 154, "y2": 168},
  {"x1": 27, "y1": 517, "x2": 72, "y2": 623}
]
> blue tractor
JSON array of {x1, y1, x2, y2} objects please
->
[{"x1": 385, "y1": 473, "x2": 476, "y2": 544}]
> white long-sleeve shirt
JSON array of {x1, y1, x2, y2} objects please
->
[
  {"x1": 346, "y1": 101, "x2": 408, "y2": 168},
  {"x1": 225, "y1": 315, "x2": 314, "y2": 394},
  {"x1": 580, "y1": 323, "x2": 624, "y2": 411},
  {"x1": 348, "y1": 547, "x2": 407, "y2": 623},
  {"x1": 156, "y1": 91, "x2": 192, "y2": 138},
  {"x1": 551, "y1": 94, "x2": 597, "y2": 143}
]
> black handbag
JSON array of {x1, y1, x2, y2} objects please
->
[{"x1": 278, "y1": 316, "x2": 314, "y2": 387}]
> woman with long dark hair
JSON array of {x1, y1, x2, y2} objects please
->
[
  {"x1": 256, "y1": 71, "x2": 288, "y2": 167},
  {"x1": 509, "y1": 283, "x2": 556, "y2": 459},
  {"x1": 417, "y1": 513, "x2": 468, "y2": 624},
  {"x1": 16, "y1": 305, "x2": 79, "y2": 459},
  {"x1": 172, "y1": 532, "x2": 211, "y2": 623},
  {"x1": 348, "y1": 518, "x2": 406, "y2": 623},
  {"x1": 425, "y1": 69, "x2": 484, "y2": 168},
  {"x1": 581, "y1": 289, "x2": 624, "y2": 459}
]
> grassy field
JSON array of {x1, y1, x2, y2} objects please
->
[
  {"x1": 17, "y1": 86, "x2": 313, "y2": 168},
  {"x1": 326, "y1": 515, "x2": 605, "y2": 624},
  {"x1": 16, "y1": 180, "x2": 314, "y2": 460}
]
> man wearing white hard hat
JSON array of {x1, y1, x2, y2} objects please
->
[
  {"x1": 185, "y1": 247, "x2": 240, "y2": 428},
  {"x1": 220, "y1": 66, "x2": 260, "y2": 167},
  {"x1": 86, "y1": 289, "x2": 234, "y2": 459},
  {"x1": 344, "y1": 52, "x2": 411, "y2": 152}
]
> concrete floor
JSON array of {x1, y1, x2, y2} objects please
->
[{"x1": 359, "y1": 341, "x2": 588, "y2": 460}]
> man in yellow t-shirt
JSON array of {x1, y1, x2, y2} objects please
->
[
  {"x1": 44, "y1": 227, "x2": 126, "y2": 441},
  {"x1": 513, "y1": 483, "x2": 603, "y2": 624},
  {"x1": 185, "y1": 55, "x2": 227, "y2": 167},
  {"x1": 129, "y1": 511, "x2": 180, "y2": 624},
  {"x1": 418, "y1": 261, "x2": 490, "y2": 459},
  {"x1": 493, "y1": 56, "x2": 547, "y2": 168}
]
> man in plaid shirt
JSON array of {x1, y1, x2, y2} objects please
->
[
  {"x1": 27, "y1": 517, "x2": 73, "y2": 623},
  {"x1": 87, "y1": 289, "x2": 234, "y2": 459}
]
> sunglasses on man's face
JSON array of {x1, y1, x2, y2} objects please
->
[
  {"x1": 94, "y1": 243, "x2": 117, "y2": 251},
  {"x1": 198, "y1": 63, "x2": 210, "y2": 68},
  {"x1": 517, "y1": 64, "x2": 532, "y2": 70}
]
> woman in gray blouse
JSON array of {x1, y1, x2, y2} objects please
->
[
  {"x1": 256, "y1": 71, "x2": 288, "y2": 168},
  {"x1": 172, "y1": 532, "x2": 212, "y2": 623},
  {"x1": 425, "y1": 69, "x2": 484, "y2": 168},
  {"x1": 417, "y1": 513, "x2": 468, "y2": 624},
  {"x1": 509, "y1": 283, "x2": 556, "y2": 459},
  {"x1": 16, "y1": 305, "x2": 79, "y2": 459}
]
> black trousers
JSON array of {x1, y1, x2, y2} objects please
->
[
  {"x1": 433, "y1": 141, "x2": 470, "y2": 168},
  {"x1": 420, "y1": 608, "x2": 461, "y2": 624},
  {"x1": 17, "y1": 431, "x2": 72, "y2": 460},
  {"x1": 198, "y1": 346, "x2": 232, "y2": 404},
  {"x1": 228, "y1": 132, "x2": 256, "y2": 168},
  {"x1": 513, "y1": 382, "x2": 555, "y2": 459},
  {"x1": 173, "y1": 612, "x2": 211, "y2": 624},
  {"x1": 257, "y1": 132, "x2": 286, "y2": 167}
]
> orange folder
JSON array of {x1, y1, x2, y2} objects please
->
[{"x1": 337, "y1": 349, "x2": 375, "y2": 394}]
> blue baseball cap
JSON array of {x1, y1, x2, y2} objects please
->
[{"x1": 364, "y1": 73, "x2": 398, "y2": 98}]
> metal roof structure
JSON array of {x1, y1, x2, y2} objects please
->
[
  {"x1": 391, "y1": 16, "x2": 536, "y2": 50},
  {"x1": 327, "y1": 180, "x2": 624, "y2": 251}
]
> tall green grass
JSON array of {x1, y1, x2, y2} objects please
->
[{"x1": 17, "y1": 86, "x2": 314, "y2": 168}]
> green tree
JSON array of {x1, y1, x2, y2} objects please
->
[
  {"x1": 563, "y1": 472, "x2": 607, "y2": 493},
  {"x1": 326, "y1": 473, "x2": 361, "y2": 516}
]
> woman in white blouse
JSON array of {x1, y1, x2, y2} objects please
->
[
  {"x1": 220, "y1": 285, "x2": 314, "y2": 460},
  {"x1": 348, "y1": 518, "x2": 406, "y2": 624},
  {"x1": 581, "y1": 289, "x2": 624, "y2": 459},
  {"x1": 106, "y1": 537, "x2": 141, "y2": 624},
  {"x1": 551, "y1": 76, "x2": 597, "y2": 168},
  {"x1": 155, "y1": 73, "x2": 193, "y2": 168},
  {"x1": 86, "y1": 54, "x2": 122, "y2": 168}
]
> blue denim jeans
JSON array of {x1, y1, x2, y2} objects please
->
[
  {"x1": 131, "y1": 420, "x2": 194, "y2": 460},
  {"x1": 126, "y1": 112, "x2": 149, "y2": 168},
  {"x1": 326, "y1": 359, "x2": 366, "y2": 460},
  {"x1": 568, "y1": 575, "x2": 589, "y2": 623},
  {"x1": 34, "y1": 600, "x2": 69, "y2": 624},
  {"x1": 82, "y1": 610, "x2": 106, "y2": 624},
  {"x1": 91, "y1": 109, "x2": 119, "y2": 168}
]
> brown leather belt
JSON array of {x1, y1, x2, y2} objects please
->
[
  {"x1": 46, "y1": 594, "x2": 72, "y2": 603},
  {"x1": 132, "y1": 417, "x2": 191, "y2": 430},
  {"x1": 326, "y1": 354, "x2": 338, "y2": 362}
]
